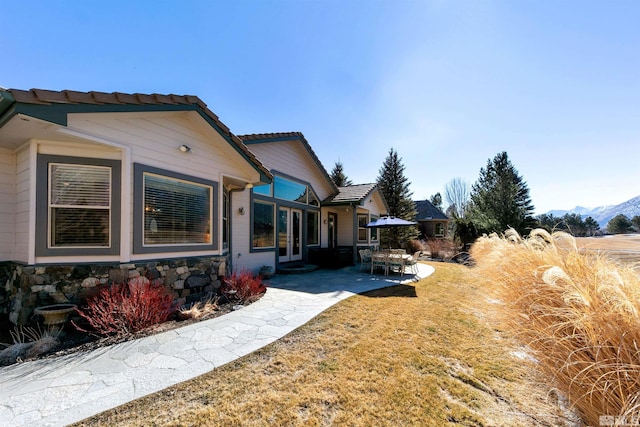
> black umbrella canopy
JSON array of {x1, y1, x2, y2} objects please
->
[{"x1": 365, "y1": 216, "x2": 417, "y2": 228}]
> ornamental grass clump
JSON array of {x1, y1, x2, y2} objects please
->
[
  {"x1": 74, "y1": 276, "x2": 176, "y2": 337},
  {"x1": 471, "y1": 228, "x2": 640, "y2": 425}
]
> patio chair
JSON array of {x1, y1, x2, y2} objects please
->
[
  {"x1": 387, "y1": 253, "x2": 405, "y2": 275},
  {"x1": 371, "y1": 252, "x2": 388, "y2": 275},
  {"x1": 404, "y1": 251, "x2": 421, "y2": 275},
  {"x1": 359, "y1": 249, "x2": 372, "y2": 272}
]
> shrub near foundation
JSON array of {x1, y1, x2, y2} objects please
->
[
  {"x1": 471, "y1": 228, "x2": 640, "y2": 426},
  {"x1": 74, "y1": 276, "x2": 176, "y2": 336},
  {"x1": 221, "y1": 270, "x2": 266, "y2": 304}
]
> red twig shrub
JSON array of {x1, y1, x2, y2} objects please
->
[
  {"x1": 73, "y1": 276, "x2": 176, "y2": 337},
  {"x1": 221, "y1": 270, "x2": 266, "y2": 304}
]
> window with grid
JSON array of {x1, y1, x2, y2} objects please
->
[
  {"x1": 358, "y1": 214, "x2": 368, "y2": 242},
  {"x1": 36, "y1": 155, "x2": 120, "y2": 257},
  {"x1": 48, "y1": 163, "x2": 111, "y2": 247}
]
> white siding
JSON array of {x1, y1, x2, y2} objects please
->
[
  {"x1": 248, "y1": 140, "x2": 334, "y2": 200},
  {"x1": 13, "y1": 146, "x2": 30, "y2": 263},
  {"x1": 66, "y1": 111, "x2": 260, "y2": 262},
  {"x1": 230, "y1": 189, "x2": 275, "y2": 274},
  {"x1": 69, "y1": 112, "x2": 255, "y2": 184},
  {"x1": 0, "y1": 148, "x2": 15, "y2": 261}
]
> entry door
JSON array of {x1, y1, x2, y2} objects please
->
[{"x1": 279, "y1": 207, "x2": 303, "y2": 262}]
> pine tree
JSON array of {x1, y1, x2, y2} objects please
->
[
  {"x1": 330, "y1": 161, "x2": 353, "y2": 187},
  {"x1": 467, "y1": 151, "x2": 535, "y2": 236},
  {"x1": 430, "y1": 192, "x2": 443, "y2": 210},
  {"x1": 376, "y1": 148, "x2": 418, "y2": 246}
]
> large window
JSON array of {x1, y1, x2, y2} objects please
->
[
  {"x1": 223, "y1": 190, "x2": 229, "y2": 250},
  {"x1": 49, "y1": 163, "x2": 111, "y2": 247},
  {"x1": 273, "y1": 175, "x2": 319, "y2": 206},
  {"x1": 36, "y1": 155, "x2": 121, "y2": 257},
  {"x1": 370, "y1": 215, "x2": 379, "y2": 241},
  {"x1": 134, "y1": 164, "x2": 218, "y2": 254},
  {"x1": 253, "y1": 200, "x2": 275, "y2": 248},
  {"x1": 358, "y1": 214, "x2": 368, "y2": 242},
  {"x1": 307, "y1": 211, "x2": 319, "y2": 245}
]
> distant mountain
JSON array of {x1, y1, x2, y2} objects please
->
[{"x1": 545, "y1": 195, "x2": 640, "y2": 227}]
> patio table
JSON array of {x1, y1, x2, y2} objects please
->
[{"x1": 371, "y1": 251, "x2": 411, "y2": 275}]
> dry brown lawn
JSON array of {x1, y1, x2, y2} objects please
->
[
  {"x1": 575, "y1": 234, "x2": 640, "y2": 265},
  {"x1": 74, "y1": 262, "x2": 574, "y2": 427}
]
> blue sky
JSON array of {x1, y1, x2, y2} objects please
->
[{"x1": 2, "y1": 0, "x2": 639, "y2": 214}]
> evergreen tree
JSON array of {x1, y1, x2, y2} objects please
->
[
  {"x1": 376, "y1": 148, "x2": 418, "y2": 246},
  {"x1": 430, "y1": 192, "x2": 443, "y2": 210},
  {"x1": 467, "y1": 151, "x2": 535, "y2": 236},
  {"x1": 330, "y1": 161, "x2": 353, "y2": 187},
  {"x1": 584, "y1": 216, "x2": 600, "y2": 236},
  {"x1": 607, "y1": 214, "x2": 633, "y2": 234}
]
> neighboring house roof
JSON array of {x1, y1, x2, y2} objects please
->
[
  {"x1": 239, "y1": 132, "x2": 338, "y2": 194},
  {"x1": 0, "y1": 88, "x2": 272, "y2": 181},
  {"x1": 324, "y1": 183, "x2": 389, "y2": 210},
  {"x1": 415, "y1": 200, "x2": 449, "y2": 221}
]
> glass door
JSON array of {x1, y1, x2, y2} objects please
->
[{"x1": 279, "y1": 207, "x2": 303, "y2": 263}]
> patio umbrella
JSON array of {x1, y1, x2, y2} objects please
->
[
  {"x1": 365, "y1": 216, "x2": 417, "y2": 248},
  {"x1": 365, "y1": 216, "x2": 417, "y2": 228}
]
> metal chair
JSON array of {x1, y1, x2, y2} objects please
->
[
  {"x1": 359, "y1": 249, "x2": 372, "y2": 272},
  {"x1": 404, "y1": 251, "x2": 421, "y2": 275},
  {"x1": 371, "y1": 252, "x2": 388, "y2": 275}
]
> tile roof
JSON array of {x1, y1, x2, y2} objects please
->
[
  {"x1": 415, "y1": 200, "x2": 449, "y2": 221},
  {"x1": 1, "y1": 88, "x2": 271, "y2": 180},
  {"x1": 238, "y1": 132, "x2": 338, "y2": 194},
  {"x1": 324, "y1": 183, "x2": 379, "y2": 204}
]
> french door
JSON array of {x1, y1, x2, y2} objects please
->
[{"x1": 279, "y1": 207, "x2": 303, "y2": 263}]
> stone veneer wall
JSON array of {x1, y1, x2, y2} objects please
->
[{"x1": 0, "y1": 255, "x2": 230, "y2": 325}]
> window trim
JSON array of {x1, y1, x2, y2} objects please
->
[
  {"x1": 222, "y1": 189, "x2": 230, "y2": 250},
  {"x1": 306, "y1": 210, "x2": 320, "y2": 246},
  {"x1": 133, "y1": 163, "x2": 218, "y2": 254},
  {"x1": 370, "y1": 215, "x2": 379, "y2": 242},
  {"x1": 251, "y1": 199, "x2": 276, "y2": 250},
  {"x1": 357, "y1": 213, "x2": 369, "y2": 242},
  {"x1": 35, "y1": 154, "x2": 121, "y2": 257}
]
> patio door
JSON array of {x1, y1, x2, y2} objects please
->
[{"x1": 279, "y1": 207, "x2": 303, "y2": 263}]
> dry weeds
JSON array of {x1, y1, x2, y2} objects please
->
[{"x1": 74, "y1": 262, "x2": 572, "y2": 427}]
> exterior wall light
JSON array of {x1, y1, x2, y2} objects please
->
[{"x1": 179, "y1": 145, "x2": 191, "y2": 153}]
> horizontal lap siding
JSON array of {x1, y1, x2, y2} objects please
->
[
  {"x1": 231, "y1": 190, "x2": 274, "y2": 274},
  {"x1": 0, "y1": 149, "x2": 15, "y2": 260},
  {"x1": 70, "y1": 113, "x2": 253, "y2": 183},
  {"x1": 248, "y1": 141, "x2": 334, "y2": 200},
  {"x1": 69, "y1": 112, "x2": 259, "y2": 260},
  {"x1": 14, "y1": 147, "x2": 30, "y2": 262}
]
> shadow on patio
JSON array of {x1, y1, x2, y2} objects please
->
[{"x1": 263, "y1": 263, "x2": 433, "y2": 296}]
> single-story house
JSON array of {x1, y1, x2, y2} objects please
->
[
  {"x1": 414, "y1": 200, "x2": 449, "y2": 238},
  {"x1": 0, "y1": 88, "x2": 388, "y2": 323}
]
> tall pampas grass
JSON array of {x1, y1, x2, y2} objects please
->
[{"x1": 471, "y1": 229, "x2": 640, "y2": 426}]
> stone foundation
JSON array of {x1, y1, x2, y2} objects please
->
[{"x1": 0, "y1": 255, "x2": 229, "y2": 325}]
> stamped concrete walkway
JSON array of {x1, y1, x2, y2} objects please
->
[{"x1": 0, "y1": 263, "x2": 434, "y2": 427}]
